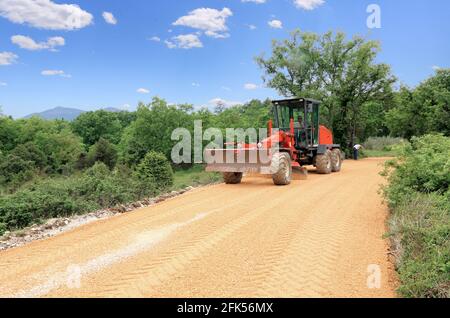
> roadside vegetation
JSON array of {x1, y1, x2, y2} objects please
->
[
  {"x1": 0, "y1": 30, "x2": 449, "y2": 297},
  {"x1": 382, "y1": 134, "x2": 450, "y2": 298}
]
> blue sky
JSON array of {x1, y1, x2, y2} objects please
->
[{"x1": 0, "y1": 0, "x2": 449, "y2": 118}]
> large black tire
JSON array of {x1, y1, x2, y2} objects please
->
[
  {"x1": 331, "y1": 149, "x2": 343, "y2": 172},
  {"x1": 223, "y1": 172, "x2": 243, "y2": 184},
  {"x1": 271, "y1": 152, "x2": 292, "y2": 186},
  {"x1": 315, "y1": 150, "x2": 332, "y2": 174}
]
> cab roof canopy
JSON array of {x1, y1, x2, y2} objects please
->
[{"x1": 272, "y1": 98, "x2": 321, "y2": 107}]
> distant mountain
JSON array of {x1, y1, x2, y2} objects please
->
[
  {"x1": 24, "y1": 107, "x2": 124, "y2": 121},
  {"x1": 24, "y1": 107, "x2": 85, "y2": 121}
]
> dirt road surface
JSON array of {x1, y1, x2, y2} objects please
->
[{"x1": 0, "y1": 158, "x2": 397, "y2": 298}]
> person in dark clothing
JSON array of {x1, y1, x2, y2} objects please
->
[
  {"x1": 296, "y1": 116, "x2": 306, "y2": 148},
  {"x1": 353, "y1": 144, "x2": 363, "y2": 160}
]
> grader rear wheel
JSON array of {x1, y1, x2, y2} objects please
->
[
  {"x1": 331, "y1": 149, "x2": 343, "y2": 172},
  {"x1": 316, "y1": 150, "x2": 333, "y2": 174}
]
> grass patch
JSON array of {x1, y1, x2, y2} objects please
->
[
  {"x1": 172, "y1": 165, "x2": 222, "y2": 190},
  {"x1": 362, "y1": 149, "x2": 400, "y2": 158},
  {"x1": 362, "y1": 136, "x2": 406, "y2": 158},
  {"x1": 364, "y1": 136, "x2": 406, "y2": 151},
  {"x1": 387, "y1": 193, "x2": 449, "y2": 298}
]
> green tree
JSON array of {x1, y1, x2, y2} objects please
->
[
  {"x1": 0, "y1": 154, "x2": 35, "y2": 188},
  {"x1": 119, "y1": 98, "x2": 193, "y2": 165},
  {"x1": 71, "y1": 110, "x2": 124, "y2": 146},
  {"x1": 33, "y1": 129, "x2": 84, "y2": 174},
  {"x1": 11, "y1": 142, "x2": 47, "y2": 170},
  {"x1": 387, "y1": 69, "x2": 450, "y2": 138},
  {"x1": 256, "y1": 30, "x2": 396, "y2": 149},
  {"x1": 87, "y1": 137, "x2": 118, "y2": 169},
  {"x1": 0, "y1": 116, "x2": 21, "y2": 152},
  {"x1": 17, "y1": 117, "x2": 67, "y2": 144},
  {"x1": 135, "y1": 151, "x2": 174, "y2": 191}
]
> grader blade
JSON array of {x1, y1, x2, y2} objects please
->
[{"x1": 204, "y1": 149, "x2": 273, "y2": 174}]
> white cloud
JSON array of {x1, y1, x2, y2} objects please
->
[
  {"x1": 173, "y1": 8, "x2": 233, "y2": 39},
  {"x1": 165, "y1": 34, "x2": 203, "y2": 49},
  {"x1": 248, "y1": 24, "x2": 257, "y2": 30},
  {"x1": 244, "y1": 83, "x2": 259, "y2": 90},
  {"x1": 11, "y1": 35, "x2": 65, "y2": 51},
  {"x1": 192, "y1": 82, "x2": 200, "y2": 87},
  {"x1": 209, "y1": 98, "x2": 242, "y2": 108},
  {"x1": 293, "y1": 0, "x2": 325, "y2": 10},
  {"x1": 122, "y1": 104, "x2": 131, "y2": 110},
  {"x1": 41, "y1": 69, "x2": 71, "y2": 77},
  {"x1": 0, "y1": 52, "x2": 18, "y2": 65},
  {"x1": 137, "y1": 88, "x2": 150, "y2": 94},
  {"x1": 102, "y1": 12, "x2": 117, "y2": 25},
  {"x1": 268, "y1": 19, "x2": 283, "y2": 29},
  {"x1": 432, "y1": 65, "x2": 441, "y2": 71},
  {"x1": 149, "y1": 36, "x2": 161, "y2": 42},
  {"x1": 0, "y1": 0, "x2": 93, "y2": 30},
  {"x1": 205, "y1": 30, "x2": 230, "y2": 39},
  {"x1": 0, "y1": 82, "x2": 7, "y2": 86},
  {"x1": 165, "y1": 41, "x2": 176, "y2": 49},
  {"x1": 221, "y1": 86, "x2": 231, "y2": 91},
  {"x1": 242, "y1": 0, "x2": 266, "y2": 3}
]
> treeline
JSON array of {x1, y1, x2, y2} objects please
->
[{"x1": 386, "y1": 69, "x2": 450, "y2": 139}]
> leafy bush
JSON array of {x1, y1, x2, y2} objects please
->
[
  {"x1": 383, "y1": 134, "x2": 450, "y2": 298},
  {"x1": 136, "y1": 151, "x2": 174, "y2": 191},
  {"x1": 383, "y1": 134, "x2": 450, "y2": 206},
  {"x1": 0, "y1": 154, "x2": 35, "y2": 190},
  {"x1": 11, "y1": 142, "x2": 47, "y2": 169},
  {"x1": 0, "y1": 222, "x2": 7, "y2": 236},
  {"x1": 76, "y1": 162, "x2": 133, "y2": 207},
  {"x1": 33, "y1": 129, "x2": 84, "y2": 175},
  {"x1": 0, "y1": 178, "x2": 94, "y2": 230}
]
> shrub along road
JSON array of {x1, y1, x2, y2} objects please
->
[{"x1": 0, "y1": 159, "x2": 397, "y2": 298}]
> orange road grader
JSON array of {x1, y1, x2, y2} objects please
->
[{"x1": 205, "y1": 98, "x2": 343, "y2": 185}]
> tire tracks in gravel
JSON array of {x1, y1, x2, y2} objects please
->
[
  {"x1": 0, "y1": 159, "x2": 397, "y2": 298},
  {"x1": 45, "y1": 182, "x2": 295, "y2": 297},
  {"x1": 2, "y1": 183, "x2": 276, "y2": 297}
]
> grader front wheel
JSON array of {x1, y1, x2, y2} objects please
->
[
  {"x1": 223, "y1": 172, "x2": 243, "y2": 184},
  {"x1": 331, "y1": 149, "x2": 343, "y2": 172}
]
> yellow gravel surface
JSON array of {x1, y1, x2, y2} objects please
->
[{"x1": 0, "y1": 158, "x2": 397, "y2": 298}]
